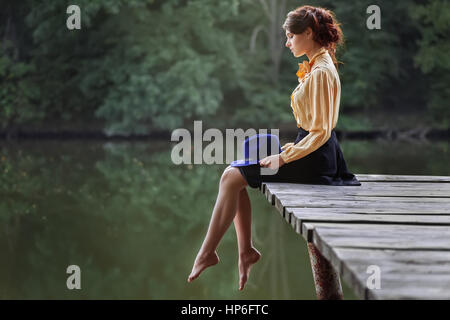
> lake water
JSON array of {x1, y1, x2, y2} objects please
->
[{"x1": 0, "y1": 137, "x2": 448, "y2": 299}]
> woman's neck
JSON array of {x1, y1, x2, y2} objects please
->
[{"x1": 306, "y1": 44, "x2": 324, "y2": 61}]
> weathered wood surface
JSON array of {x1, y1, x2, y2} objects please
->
[
  {"x1": 327, "y1": 247, "x2": 450, "y2": 299},
  {"x1": 355, "y1": 174, "x2": 450, "y2": 183},
  {"x1": 260, "y1": 174, "x2": 450, "y2": 300}
]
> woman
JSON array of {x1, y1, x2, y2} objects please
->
[{"x1": 187, "y1": 5, "x2": 360, "y2": 291}]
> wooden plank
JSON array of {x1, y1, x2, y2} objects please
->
[
  {"x1": 355, "y1": 174, "x2": 450, "y2": 183},
  {"x1": 276, "y1": 193, "x2": 450, "y2": 207},
  {"x1": 333, "y1": 248, "x2": 450, "y2": 299},
  {"x1": 274, "y1": 189, "x2": 449, "y2": 199},
  {"x1": 273, "y1": 195, "x2": 450, "y2": 216},
  {"x1": 302, "y1": 223, "x2": 450, "y2": 250},
  {"x1": 300, "y1": 223, "x2": 450, "y2": 299},
  {"x1": 347, "y1": 267, "x2": 450, "y2": 299},
  {"x1": 285, "y1": 207, "x2": 450, "y2": 231},
  {"x1": 366, "y1": 280, "x2": 450, "y2": 300},
  {"x1": 303, "y1": 225, "x2": 450, "y2": 299},
  {"x1": 287, "y1": 209, "x2": 450, "y2": 234},
  {"x1": 343, "y1": 256, "x2": 450, "y2": 299},
  {"x1": 265, "y1": 181, "x2": 450, "y2": 192},
  {"x1": 262, "y1": 182, "x2": 450, "y2": 216},
  {"x1": 261, "y1": 176, "x2": 450, "y2": 199},
  {"x1": 264, "y1": 182, "x2": 450, "y2": 198},
  {"x1": 336, "y1": 248, "x2": 450, "y2": 263},
  {"x1": 260, "y1": 176, "x2": 450, "y2": 299},
  {"x1": 286, "y1": 207, "x2": 450, "y2": 216},
  {"x1": 273, "y1": 193, "x2": 450, "y2": 205}
]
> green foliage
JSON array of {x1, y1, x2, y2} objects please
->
[
  {"x1": 0, "y1": 0, "x2": 449, "y2": 133},
  {"x1": 0, "y1": 43, "x2": 40, "y2": 130},
  {"x1": 95, "y1": 1, "x2": 240, "y2": 134},
  {"x1": 410, "y1": 0, "x2": 450, "y2": 127}
]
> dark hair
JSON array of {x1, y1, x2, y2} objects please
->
[{"x1": 282, "y1": 5, "x2": 344, "y2": 66}]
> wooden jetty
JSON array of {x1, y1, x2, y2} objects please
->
[{"x1": 260, "y1": 174, "x2": 450, "y2": 300}]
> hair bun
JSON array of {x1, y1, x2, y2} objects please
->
[
  {"x1": 311, "y1": 8, "x2": 342, "y2": 50},
  {"x1": 283, "y1": 5, "x2": 344, "y2": 65}
]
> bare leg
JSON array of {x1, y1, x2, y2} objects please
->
[
  {"x1": 187, "y1": 166, "x2": 248, "y2": 282},
  {"x1": 233, "y1": 188, "x2": 261, "y2": 290}
]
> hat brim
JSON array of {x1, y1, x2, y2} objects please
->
[{"x1": 230, "y1": 159, "x2": 259, "y2": 167}]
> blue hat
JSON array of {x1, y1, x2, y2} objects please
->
[{"x1": 230, "y1": 133, "x2": 282, "y2": 167}]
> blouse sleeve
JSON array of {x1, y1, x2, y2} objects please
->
[
  {"x1": 281, "y1": 142, "x2": 294, "y2": 151},
  {"x1": 280, "y1": 69, "x2": 335, "y2": 164}
]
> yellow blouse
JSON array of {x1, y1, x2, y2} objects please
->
[{"x1": 280, "y1": 47, "x2": 341, "y2": 164}]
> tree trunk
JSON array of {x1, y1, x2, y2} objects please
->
[
  {"x1": 253, "y1": 0, "x2": 287, "y2": 85},
  {"x1": 267, "y1": 0, "x2": 287, "y2": 84}
]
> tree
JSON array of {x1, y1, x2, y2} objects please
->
[{"x1": 410, "y1": 0, "x2": 450, "y2": 127}]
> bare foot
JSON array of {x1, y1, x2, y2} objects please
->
[
  {"x1": 187, "y1": 251, "x2": 220, "y2": 283},
  {"x1": 238, "y1": 247, "x2": 261, "y2": 291}
]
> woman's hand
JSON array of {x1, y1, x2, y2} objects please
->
[{"x1": 259, "y1": 154, "x2": 285, "y2": 170}]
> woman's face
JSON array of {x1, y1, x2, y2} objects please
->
[{"x1": 285, "y1": 27, "x2": 312, "y2": 58}]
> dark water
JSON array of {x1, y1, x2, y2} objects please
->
[{"x1": 0, "y1": 137, "x2": 448, "y2": 299}]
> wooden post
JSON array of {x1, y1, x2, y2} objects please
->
[{"x1": 307, "y1": 242, "x2": 344, "y2": 300}]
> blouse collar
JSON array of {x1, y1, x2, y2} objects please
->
[
  {"x1": 309, "y1": 47, "x2": 328, "y2": 66},
  {"x1": 296, "y1": 47, "x2": 328, "y2": 82}
]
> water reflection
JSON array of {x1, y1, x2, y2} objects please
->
[{"x1": 0, "y1": 138, "x2": 448, "y2": 299}]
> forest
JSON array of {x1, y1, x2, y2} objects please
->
[{"x1": 1, "y1": 0, "x2": 449, "y2": 136}]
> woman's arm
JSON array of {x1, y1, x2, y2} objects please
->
[{"x1": 280, "y1": 69, "x2": 335, "y2": 164}]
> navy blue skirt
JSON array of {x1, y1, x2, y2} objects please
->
[{"x1": 237, "y1": 128, "x2": 361, "y2": 188}]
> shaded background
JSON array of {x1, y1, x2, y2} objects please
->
[
  {"x1": 1, "y1": 0, "x2": 449, "y2": 135},
  {"x1": 0, "y1": 0, "x2": 449, "y2": 299}
]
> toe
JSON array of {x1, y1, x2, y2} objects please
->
[
  {"x1": 239, "y1": 275, "x2": 247, "y2": 291},
  {"x1": 187, "y1": 273, "x2": 196, "y2": 282}
]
